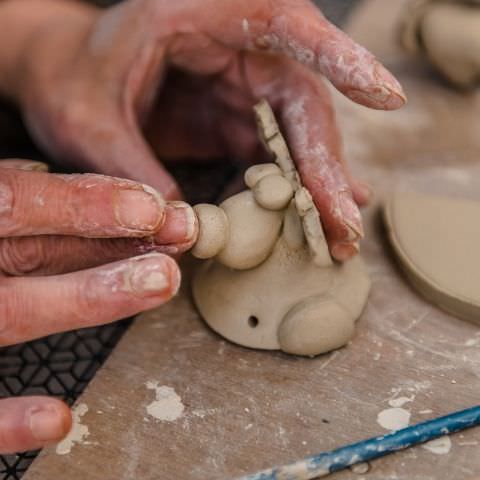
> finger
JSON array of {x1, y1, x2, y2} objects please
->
[
  {"x1": 0, "y1": 169, "x2": 170, "y2": 237},
  {"x1": 192, "y1": 0, "x2": 406, "y2": 109},
  {"x1": 82, "y1": 124, "x2": 182, "y2": 201},
  {"x1": 273, "y1": 64, "x2": 364, "y2": 261},
  {"x1": 50, "y1": 106, "x2": 182, "y2": 200},
  {"x1": 0, "y1": 201, "x2": 197, "y2": 276},
  {"x1": 0, "y1": 159, "x2": 49, "y2": 172},
  {"x1": 0, "y1": 396, "x2": 71, "y2": 454},
  {"x1": 0, "y1": 253, "x2": 180, "y2": 345}
]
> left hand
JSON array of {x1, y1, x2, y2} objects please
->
[{"x1": 13, "y1": 0, "x2": 406, "y2": 261}]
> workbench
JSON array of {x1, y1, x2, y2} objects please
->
[{"x1": 24, "y1": 1, "x2": 480, "y2": 478}]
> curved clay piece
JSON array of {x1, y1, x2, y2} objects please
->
[
  {"x1": 244, "y1": 163, "x2": 282, "y2": 189},
  {"x1": 295, "y1": 188, "x2": 332, "y2": 267},
  {"x1": 191, "y1": 204, "x2": 229, "y2": 259},
  {"x1": 383, "y1": 191, "x2": 480, "y2": 323},
  {"x1": 216, "y1": 191, "x2": 283, "y2": 270},
  {"x1": 193, "y1": 237, "x2": 370, "y2": 355},
  {"x1": 278, "y1": 296, "x2": 354, "y2": 357},
  {"x1": 253, "y1": 174, "x2": 294, "y2": 211},
  {"x1": 283, "y1": 201, "x2": 305, "y2": 250}
]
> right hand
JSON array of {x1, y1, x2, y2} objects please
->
[{"x1": 0, "y1": 159, "x2": 197, "y2": 454}]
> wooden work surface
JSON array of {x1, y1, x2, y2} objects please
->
[{"x1": 25, "y1": 1, "x2": 480, "y2": 479}]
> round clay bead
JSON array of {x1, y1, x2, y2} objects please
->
[
  {"x1": 278, "y1": 297, "x2": 354, "y2": 356},
  {"x1": 191, "y1": 204, "x2": 229, "y2": 259},
  {"x1": 244, "y1": 163, "x2": 282, "y2": 189},
  {"x1": 253, "y1": 174, "x2": 294, "y2": 210},
  {"x1": 217, "y1": 191, "x2": 283, "y2": 270}
]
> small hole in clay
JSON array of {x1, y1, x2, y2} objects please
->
[{"x1": 248, "y1": 316, "x2": 259, "y2": 328}]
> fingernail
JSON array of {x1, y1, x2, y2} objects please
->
[
  {"x1": 339, "y1": 192, "x2": 364, "y2": 241},
  {"x1": 154, "y1": 201, "x2": 198, "y2": 246},
  {"x1": 348, "y1": 63, "x2": 407, "y2": 110},
  {"x1": 348, "y1": 87, "x2": 406, "y2": 110},
  {"x1": 373, "y1": 62, "x2": 407, "y2": 109},
  {"x1": 29, "y1": 407, "x2": 67, "y2": 442},
  {"x1": 331, "y1": 242, "x2": 360, "y2": 262},
  {"x1": 127, "y1": 254, "x2": 180, "y2": 297},
  {"x1": 115, "y1": 188, "x2": 164, "y2": 232}
]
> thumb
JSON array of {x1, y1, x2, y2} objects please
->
[
  {"x1": 92, "y1": 123, "x2": 182, "y2": 201},
  {"x1": 38, "y1": 107, "x2": 182, "y2": 201},
  {"x1": 0, "y1": 397, "x2": 71, "y2": 454}
]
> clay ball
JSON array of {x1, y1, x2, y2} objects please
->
[
  {"x1": 244, "y1": 163, "x2": 282, "y2": 189},
  {"x1": 278, "y1": 298, "x2": 354, "y2": 356},
  {"x1": 253, "y1": 174, "x2": 294, "y2": 211},
  {"x1": 191, "y1": 204, "x2": 229, "y2": 259},
  {"x1": 217, "y1": 191, "x2": 283, "y2": 270}
]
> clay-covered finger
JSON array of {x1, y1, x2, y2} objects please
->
[
  {"x1": 0, "y1": 201, "x2": 195, "y2": 276},
  {"x1": 194, "y1": 0, "x2": 406, "y2": 109},
  {"x1": 0, "y1": 253, "x2": 180, "y2": 345},
  {"x1": 0, "y1": 169, "x2": 171, "y2": 238},
  {"x1": 0, "y1": 396, "x2": 71, "y2": 454},
  {"x1": 276, "y1": 70, "x2": 363, "y2": 261},
  {"x1": 153, "y1": 201, "x2": 198, "y2": 256}
]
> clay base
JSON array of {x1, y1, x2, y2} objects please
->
[{"x1": 192, "y1": 238, "x2": 371, "y2": 356}]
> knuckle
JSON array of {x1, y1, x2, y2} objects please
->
[{"x1": 0, "y1": 238, "x2": 47, "y2": 276}]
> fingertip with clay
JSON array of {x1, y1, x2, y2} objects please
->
[
  {"x1": 329, "y1": 193, "x2": 364, "y2": 262},
  {"x1": 346, "y1": 62, "x2": 407, "y2": 110},
  {"x1": 0, "y1": 397, "x2": 72, "y2": 454},
  {"x1": 124, "y1": 253, "x2": 181, "y2": 300},
  {"x1": 152, "y1": 201, "x2": 199, "y2": 255}
]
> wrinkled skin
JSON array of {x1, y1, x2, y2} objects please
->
[
  {"x1": 0, "y1": 160, "x2": 197, "y2": 453},
  {"x1": 17, "y1": 0, "x2": 406, "y2": 261},
  {"x1": 0, "y1": 0, "x2": 405, "y2": 453}
]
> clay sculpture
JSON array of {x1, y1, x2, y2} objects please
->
[
  {"x1": 191, "y1": 100, "x2": 371, "y2": 357},
  {"x1": 400, "y1": 0, "x2": 480, "y2": 88}
]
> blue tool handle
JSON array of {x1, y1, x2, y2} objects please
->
[{"x1": 238, "y1": 405, "x2": 480, "y2": 480}]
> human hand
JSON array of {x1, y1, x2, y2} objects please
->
[
  {"x1": 0, "y1": 159, "x2": 197, "y2": 453},
  {"x1": 9, "y1": 0, "x2": 405, "y2": 261}
]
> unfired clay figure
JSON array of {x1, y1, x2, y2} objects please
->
[
  {"x1": 400, "y1": 0, "x2": 480, "y2": 88},
  {"x1": 191, "y1": 101, "x2": 371, "y2": 357},
  {"x1": 384, "y1": 191, "x2": 480, "y2": 324}
]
